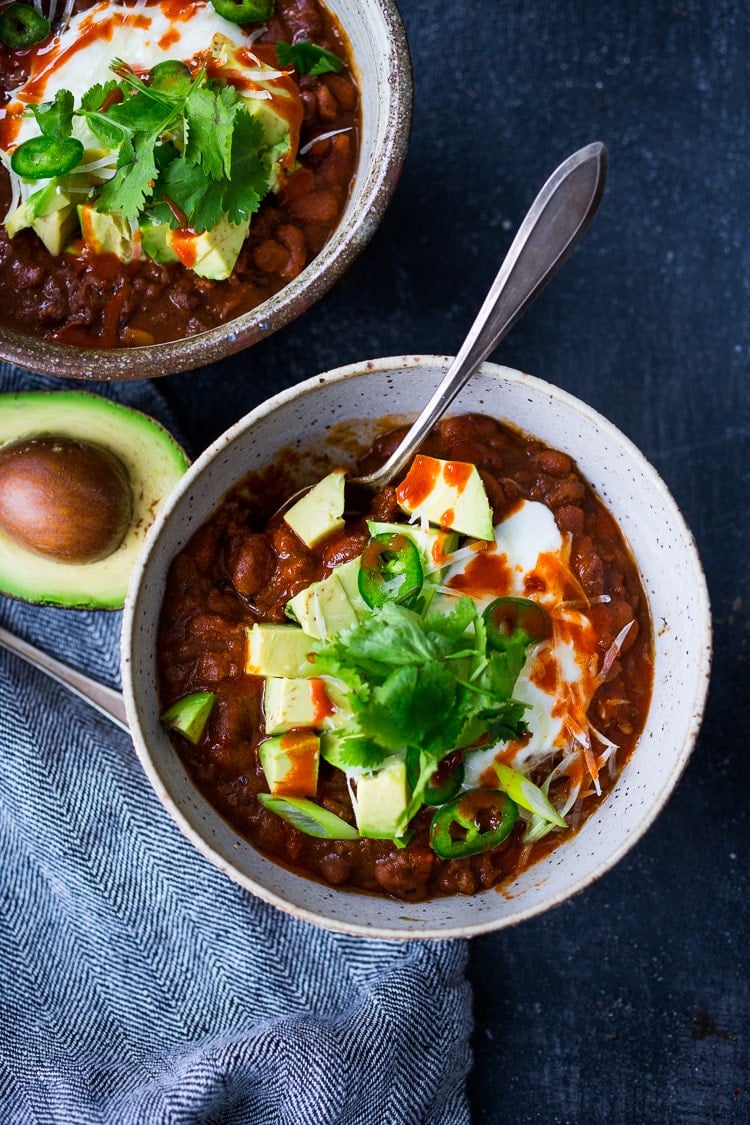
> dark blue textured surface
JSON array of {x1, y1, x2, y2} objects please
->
[{"x1": 158, "y1": 1, "x2": 749, "y2": 1120}]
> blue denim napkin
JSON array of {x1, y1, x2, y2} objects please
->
[{"x1": 0, "y1": 365, "x2": 472, "y2": 1125}]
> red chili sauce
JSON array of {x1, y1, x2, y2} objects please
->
[
  {"x1": 156, "y1": 414, "x2": 654, "y2": 902},
  {"x1": 0, "y1": 0, "x2": 359, "y2": 347}
]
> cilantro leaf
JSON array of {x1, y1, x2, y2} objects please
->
[
  {"x1": 363, "y1": 663, "x2": 458, "y2": 752},
  {"x1": 80, "y1": 80, "x2": 120, "y2": 114},
  {"x1": 311, "y1": 598, "x2": 530, "y2": 779},
  {"x1": 95, "y1": 132, "x2": 158, "y2": 221},
  {"x1": 157, "y1": 155, "x2": 226, "y2": 232},
  {"x1": 223, "y1": 110, "x2": 269, "y2": 224},
  {"x1": 275, "y1": 40, "x2": 344, "y2": 76},
  {"x1": 184, "y1": 83, "x2": 238, "y2": 180},
  {"x1": 30, "y1": 90, "x2": 74, "y2": 139},
  {"x1": 321, "y1": 730, "x2": 385, "y2": 771},
  {"x1": 19, "y1": 59, "x2": 278, "y2": 243}
]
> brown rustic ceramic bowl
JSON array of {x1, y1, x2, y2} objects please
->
[
  {"x1": 0, "y1": 1, "x2": 412, "y2": 380},
  {"x1": 121, "y1": 357, "x2": 712, "y2": 939}
]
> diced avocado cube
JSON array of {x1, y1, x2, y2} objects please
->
[
  {"x1": 396, "y1": 455, "x2": 494, "y2": 541},
  {"x1": 140, "y1": 218, "x2": 179, "y2": 264},
  {"x1": 79, "y1": 202, "x2": 139, "y2": 262},
  {"x1": 141, "y1": 213, "x2": 250, "y2": 279},
  {"x1": 4, "y1": 198, "x2": 36, "y2": 240},
  {"x1": 160, "y1": 690, "x2": 216, "y2": 744},
  {"x1": 330, "y1": 556, "x2": 368, "y2": 617},
  {"x1": 166, "y1": 215, "x2": 250, "y2": 280},
  {"x1": 5, "y1": 150, "x2": 111, "y2": 255},
  {"x1": 245, "y1": 623, "x2": 315, "y2": 677},
  {"x1": 283, "y1": 470, "x2": 346, "y2": 548},
  {"x1": 210, "y1": 32, "x2": 300, "y2": 187},
  {"x1": 286, "y1": 563, "x2": 360, "y2": 639},
  {"x1": 258, "y1": 731, "x2": 320, "y2": 797},
  {"x1": 263, "y1": 676, "x2": 332, "y2": 734},
  {"x1": 244, "y1": 94, "x2": 291, "y2": 150},
  {"x1": 33, "y1": 204, "x2": 80, "y2": 256},
  {"x1": 366, "y1": 521, "x2": 459, "y2": 576},
  {"x1": 354, "y1": 757, "x2": 410, "y2": 839},
  {"x1": 7, "y1": 183, "x2": 79, "y2": 255}
]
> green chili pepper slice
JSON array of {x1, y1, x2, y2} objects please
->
[
  {"x1": 149, "y1": 60, "x2": 193, "y2": 95},
  {"x1": 430, "y1": 788, "x2": 518, "y2": 859},
  {"x1": 0, "y1": 4, "x2": 51, "y2": 49},
  {"x1": 483, "y1": 596, "x2": 551, "y2": 649},
  {"x1": 358, "y1": 532, "x2": 424, "y2": 609},
  {"x1": 210, "y1": 0, "x2": 274, "y2": 23},
  {"x1": 11, "y1": 136, "x2": 84, "y2": 180}
]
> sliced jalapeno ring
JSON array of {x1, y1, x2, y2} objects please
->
[
  {"x1": 149, "y1": 60, "x2": 192, "y2": 94},
  {"x1": 0, "y1": 3, "x2": 51, "y2": 49},
  {"x1": 210, "y1": 0, "x2": 274, "y2": 22},
  {"x1": 430, "y1": 788, "x2": 518, "y2": 859},
  {"x1": 358, "y1": 532, "x2": 424, "y2": 609},
  {"x1": 483, "y1": 596, "x2": 551, "y2": 648},
  {"x1": 11, "y1": 136, "x2": 84, "y2": 180}
]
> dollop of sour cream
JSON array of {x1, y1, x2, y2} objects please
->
[
  {"x1": 438, "y1": 499, "x2": 604, "y2": 787},
  {"x1": 1, "y1": 0, "x2": 248, "y2": 149}
]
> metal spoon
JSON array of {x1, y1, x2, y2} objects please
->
[
  {"x1": 284, "y1": 140, "x2": 608, "y2": 513},
  {"x1": 0, "y1": 142, "x2": 607, "y2": 723},
  {"x1": 0, "y1": 624, "x2": 128, "y2": 731}
]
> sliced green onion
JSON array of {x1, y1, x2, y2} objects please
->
[
  {"x1": 0, "y1": 4, "x2": 51, "y2": 49},
  {"x1": 258, "y1": 794, "x2": 359, "y2": 839},
  {"x1": 11, "y1": 136, "x2": 84, "y2": 180},
  {"x1": 492, "y1": 761, "x2": 567, "y2": 827}
]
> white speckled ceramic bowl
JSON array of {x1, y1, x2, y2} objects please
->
[
  {"x1": 122, "y1": 357, "x2": 712, "y2": 938},
  {"x1": 0, "y1": 1, "x2": 412, "y2": 380}
]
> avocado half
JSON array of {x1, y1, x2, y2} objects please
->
[{"x1": 0, "y1": 391, "x2": 189, "y2": 609}]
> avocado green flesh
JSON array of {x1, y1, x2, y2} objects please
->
[{"x1": 0, "y1": 391, "x2": 189, "y2": 609}]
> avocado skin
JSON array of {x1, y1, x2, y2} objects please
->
[{"x1": 0, "y1": 391, "x2": 189, "y2": 609}]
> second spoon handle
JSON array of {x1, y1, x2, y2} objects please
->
[
  {"x1": 357, "y1": 141, "x2": 608, "y2": 488},
  {"x1": 0, "y1": 624, "x2": 129, "y2": 732}
]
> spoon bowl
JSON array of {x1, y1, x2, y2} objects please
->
[{"x1": 275, "y1": 141, "x2": 607, "y2": 519}]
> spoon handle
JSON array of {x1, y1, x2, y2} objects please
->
[
  {"x1": 0, "y1": 624, "x2": 129, "y2": 733},
  {"x1": 357, "y1": 141, "x2": 608, "y2": 487}
]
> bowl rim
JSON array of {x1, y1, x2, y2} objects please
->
[
  {"x1": 0, "y1": 0, "x2": 414, "y2": 381},
  {"x1": 122, "y1": 356, "x2": 713, "y2": 938}
]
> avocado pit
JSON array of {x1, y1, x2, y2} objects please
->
[{"x1": 0, "y1": 436, "x2": 134, "y2": 564}]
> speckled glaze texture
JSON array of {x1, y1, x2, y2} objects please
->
[
  {"x1": 0, "y1": 1, "x2": 413, "y2": 381},
  {"x1": 121, "y1": 358, "x2": 712, "y2": 939}
]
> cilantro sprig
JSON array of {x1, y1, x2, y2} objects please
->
[
  {"x1": 14, "y1": 59, "x2": 272, "y2": 231},
  {"x1": 311, "y1": 598, "x2": 529, "y2": 814},
  {"x1": 275, "y1": 40, "x2": 344, "y2": 76}
]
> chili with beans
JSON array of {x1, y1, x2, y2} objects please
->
[
  {"x1": 0, "y1": 0, "x2": 359, "y2": 348},
  {"x1": 157, "y1": 414, "x2": 653, "y2": 902}
]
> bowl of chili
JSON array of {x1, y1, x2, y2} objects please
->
[
  {"x1": 121, "y1": 356, "x2": 712, "y2": 938},
  {"x1": 0, "y1": 0, "x2": 411, "y2": 378}
]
